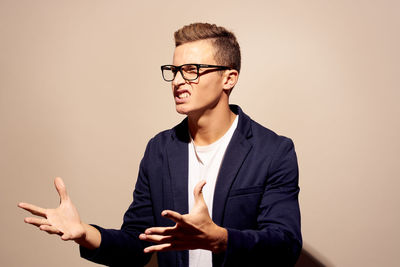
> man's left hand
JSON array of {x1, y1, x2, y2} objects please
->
[{"x1": 139, "y1": 180, "x2": 227, "y2": 253}]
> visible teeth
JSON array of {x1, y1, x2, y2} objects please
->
[{"x1": 178, "y1": 92, "x2": 189, "y2": 99}]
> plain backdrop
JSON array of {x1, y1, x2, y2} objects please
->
[{"x1": 1, "y1": 1, "x2": 399, "y2": 266}]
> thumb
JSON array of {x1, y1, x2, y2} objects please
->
[
  {"x1": 54, "y1": 177, "x2": 69, "y2": 202},
  {"x1": 193, "y1": 180, "x2": 206, "y2": 204}
]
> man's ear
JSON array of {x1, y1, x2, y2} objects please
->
[{"x1": 222, "y1": 69, "x2": 239, "y2": 91}]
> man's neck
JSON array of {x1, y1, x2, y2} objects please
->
[{"x1": 188, "y1": 103, "x2": 236, "y2": 146}]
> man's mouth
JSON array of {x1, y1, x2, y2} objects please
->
[{"x1": 178, "y1": 92, "x2": 190, "y2": 99}]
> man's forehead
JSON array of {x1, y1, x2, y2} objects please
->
[{"x1": 173, "y1": 40, "x2": 215, "y2": 65}]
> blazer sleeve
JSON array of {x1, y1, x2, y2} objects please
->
[
  {"x1": 80, "y1": 139, "x2": 156, "y2": 267},
  {"x1": 221, "y1": 138, "x2": 302, "y2": 267}
]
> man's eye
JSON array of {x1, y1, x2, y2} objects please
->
[
  {"x1": 169, "y1": 67, "x2": 177, "y2": 73},
  {"x1": 183, "y1": 66, "x2": 197, "y2": 73}
]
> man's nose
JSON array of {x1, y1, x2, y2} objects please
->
[{"x1": 172, "y1": 70, "x2": 185, "y2": 86}]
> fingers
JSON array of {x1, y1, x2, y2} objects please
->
[
  {"x1": 144, "y1": 243, "x2": 172, "y2": 253},
  {"x1": 161, "y1": 210, "x2": 184, "y2": 224},
  {"x1": 39, "y1": 225, "x2": 62, "y2": 235},
  {"x1": 18, "y1": 202, "x2": 46, "y2": 217},
  {"x1": 38, "y1": 225, "x2": 76, "y2": 241},
  {"x1": 54, "y1": 177, "x2": 68, "y2": 202},
  {"x1": 24, "y1": 217, "x2": 50, "y2": 227},
  {"x1": 22, "y1": 215, "x2": 61, "y2": 236},
  {"x1": 193, "y1": 180, "x2": 206, "y2": 203},
  {"x1": 139, "y1": 233, "x2": 174, "y2": 243},
  {"x1": 24, "y1": 219, "x2": 67, "y2": 239},
  {"x1": 144, "y1": 224, "x2": 177, "y2": 235},
  {"x1": 23, "y1": 220, "x2": 63, "y2": 236}
]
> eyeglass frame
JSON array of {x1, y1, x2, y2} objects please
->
[{"x1": 160, "y1": 63, "x2": 232, "y2": 82}]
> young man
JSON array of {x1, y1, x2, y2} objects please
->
[{"x1": 19, "y1": 23, "x2": 302, "y2": 266}]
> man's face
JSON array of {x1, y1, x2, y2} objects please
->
[{"x1": 172, "y1": 40, "x2": 226, "y2": 116}]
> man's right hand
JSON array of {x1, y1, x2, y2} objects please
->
[{"x1": 18, "y1": 177, "x2": 101, "y2": 249}]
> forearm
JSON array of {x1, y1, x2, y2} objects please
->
[
  {"x1": 80, "y1": 225, "x2": 152, "y2": 266},
  {"x1": 75, "y1": 223, "x2": 101, "y2": 250}
]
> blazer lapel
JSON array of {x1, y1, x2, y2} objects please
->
[
  {"x1": 166, "y1": 119, "x2": 190, "y2": 215},
  {"x1": 212, "y1": 106, "x2": 253, "y2": 226},
  {"x1": 166, "y1": 119, "x2": 190, "y2": 267}
]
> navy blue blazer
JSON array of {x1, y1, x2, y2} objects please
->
[{"x1": 81, "y1": 105, "x2": 302, "y2": 267}]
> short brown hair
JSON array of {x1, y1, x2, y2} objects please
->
[{"x1": 174, "y1": 23, "x2": 241, "y2": 73}]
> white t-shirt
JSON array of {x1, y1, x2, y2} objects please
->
[{"x1": 188, "y1": 115, "x2": 239, "y2": 267}]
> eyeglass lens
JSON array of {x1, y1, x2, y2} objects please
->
[{"x1": 162, "y1": 64, "x2": 198, "y2": 81}]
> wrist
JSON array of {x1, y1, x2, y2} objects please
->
[
  {"x1": 210, "y1": 225, "x2": 228, "y2": 254},
  {"x1": 74, "y1": 223, "x2": 101, "y2": 250}
]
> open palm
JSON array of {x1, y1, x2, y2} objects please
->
[{"x1": 18, "y1": 177, "x2": 85, "y2": 241}]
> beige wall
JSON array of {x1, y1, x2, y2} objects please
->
[{"x1": 1, "y1": 1, "x2": 399, "y2": 266}]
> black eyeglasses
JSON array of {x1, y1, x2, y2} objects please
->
[{"x1": 161, "y1": 64, "x2": 231, "y2": 82}]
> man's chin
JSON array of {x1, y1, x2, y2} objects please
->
[
  {"x1": 176, "y1": 107, "x2": 188, "y2": 115},
  {"x1": 175, "y1": 106, "x2": 189, "y2": 115}
]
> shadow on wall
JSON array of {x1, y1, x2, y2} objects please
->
[{"x1": 295, "y1": 247, "x2": 334, "y2": 267}]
